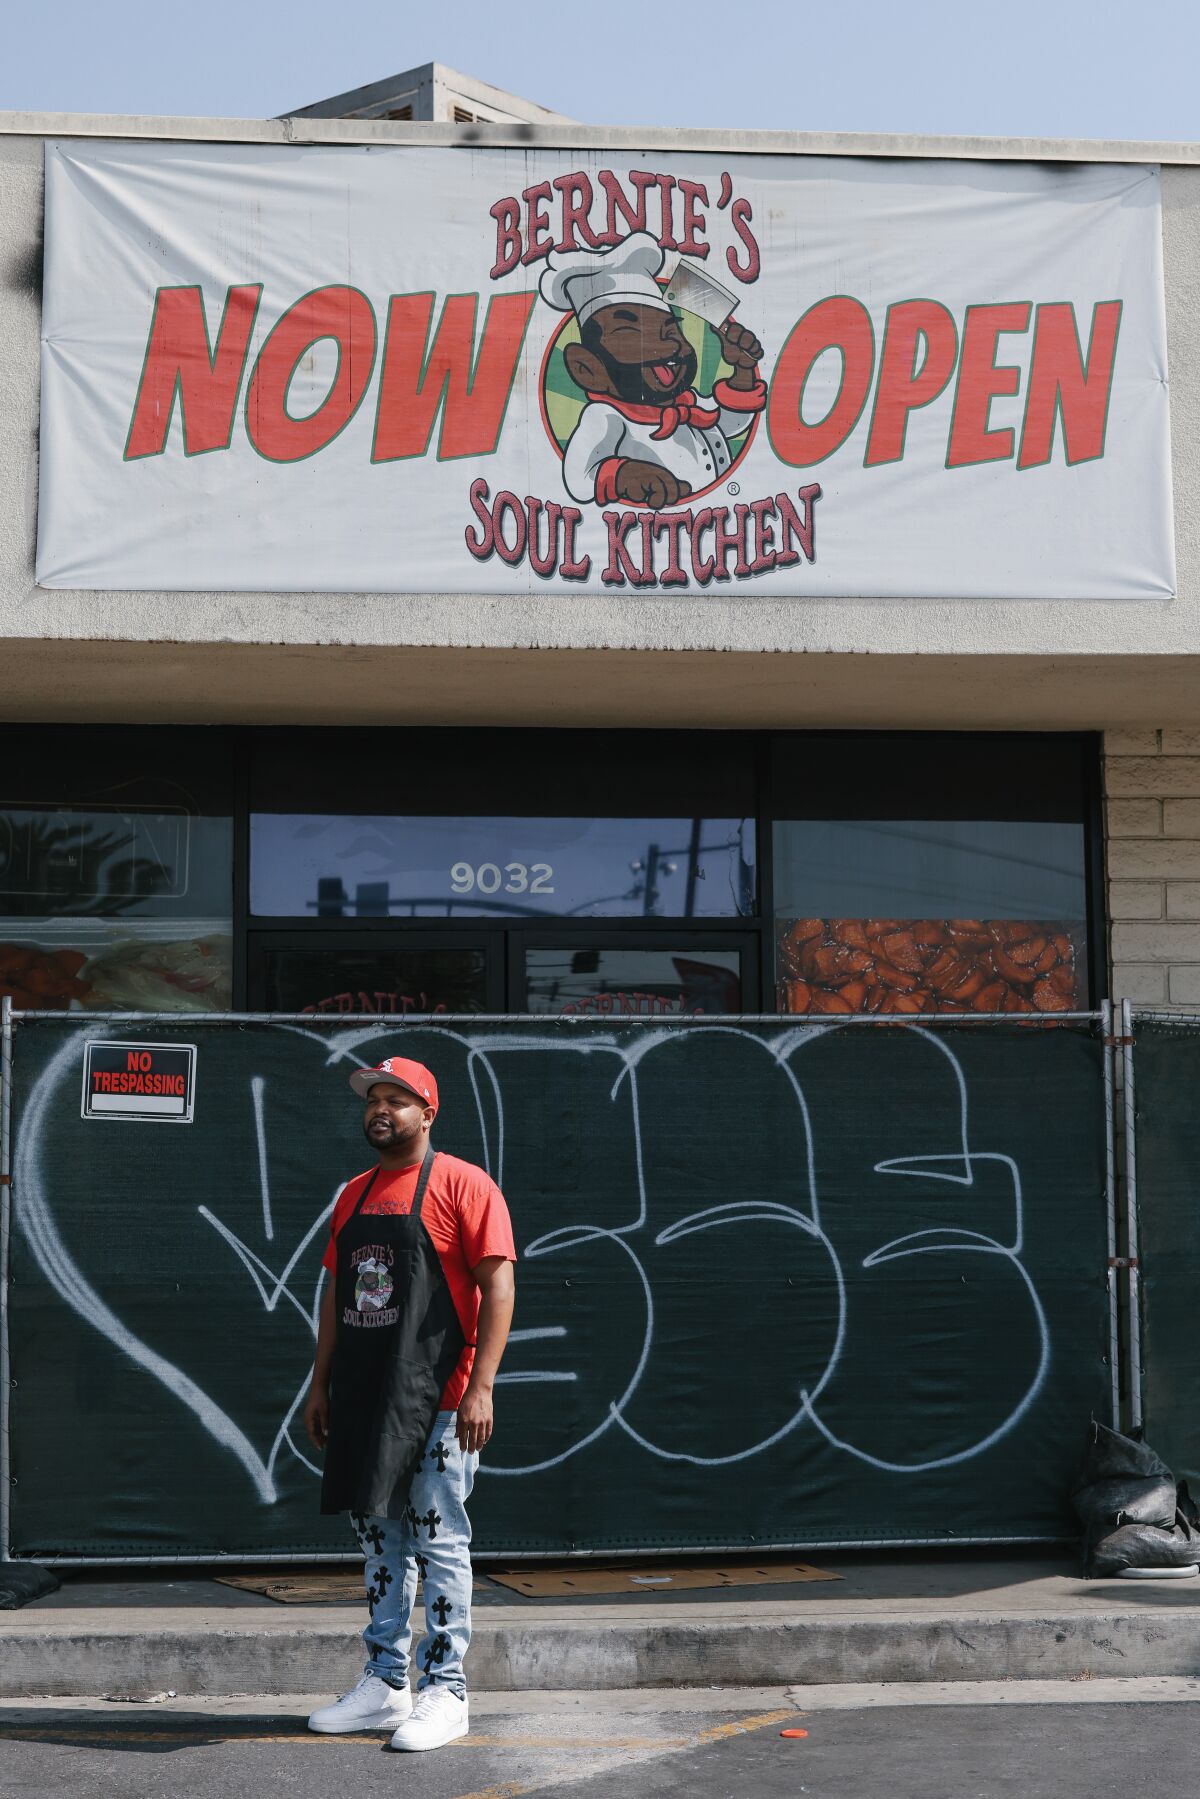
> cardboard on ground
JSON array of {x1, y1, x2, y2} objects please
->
[
  {"x1": 487, "y1": 1561, "x2": 841, "y2": 1597},
  {"x1": 216, "y1": 1572, "x2": 367, "y2": 1604},
  {"x1": 216, "y1": 1559, "x2": 841, "y2": 1604}
]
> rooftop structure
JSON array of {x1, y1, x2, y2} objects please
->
[{"x1": 285, "y1": 59, "x2": 574, "y2": 127}]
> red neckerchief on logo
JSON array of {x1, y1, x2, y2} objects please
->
[{"x1": 588, "y1": 389, "x2": 722, "y2": 441}]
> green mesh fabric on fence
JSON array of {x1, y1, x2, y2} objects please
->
[
  {"x1": 1129, "y1": 1017, "x2": 1200, "y2": 1492},
  {"x1": 5, "y1": 1015, "x2": 1109, "y2": 1557}
]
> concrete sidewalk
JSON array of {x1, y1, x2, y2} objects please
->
[{"x1": 7, "y1": 1553, "x2": 1200, "y2": 1697}]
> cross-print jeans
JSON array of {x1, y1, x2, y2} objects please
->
[{"x1": 350, "y1": 1411, "x2": 479, "y2": 1699}]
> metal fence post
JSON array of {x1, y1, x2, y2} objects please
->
[
  {"x1": 1, "y1": 995, "x2": 13, "y2": 1561},
  {"x1": 1101, "y1": 1001, "x2": 1120, "y2": 1428},
  {"x1": 1121, "y1": 998, "x2": 1142, "y2": 1432}
]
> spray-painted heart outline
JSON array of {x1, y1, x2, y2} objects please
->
[{"x1": 12, "y1": 1018, "x2": 1054, "y2": 1506}]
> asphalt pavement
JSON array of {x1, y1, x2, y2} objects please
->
[{"x1": 1, "y1": 1682, "x2": 1199, "y2": 1798}]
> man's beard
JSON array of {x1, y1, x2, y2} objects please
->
[
  {"x1": 363, "y1": 1116, "x2": 417, "y2": 1150},
  {"x1": 594, "y1": 340, "x2": 697, "y2": 406}
]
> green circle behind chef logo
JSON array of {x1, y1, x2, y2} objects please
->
[
  {"x1": 355, "y1": 1259, "x2": 394, "y2": 1313},
  {"x1": 540, "y1": 301, "x2": 752, "y2": 465}
]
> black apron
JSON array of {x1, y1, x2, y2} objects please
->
[{"x1": 320, "y1": 1147, "x2": 466, "y2": 1519}]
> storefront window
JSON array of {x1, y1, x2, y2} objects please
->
[
  {"x1": 0, "y1": 728, "x2": 1098, "y2": 1018},
  {"x1": 771, "y1": 736, "x2": 1093, "y2": 1016},
  {"x1": 0, "y1": 733, "x2": 234, "y2": 1012},
  {"x1": 250, "y1": 815, "x2": 756, "y2": 921},
  {"x1": 524, "y1": 946, "x2": 743, "y2": 1015},
  {"x1": 255, "y1": 944, "x2": 489, "y2": 1015}
]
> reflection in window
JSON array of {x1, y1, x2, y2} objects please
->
[
  {"x1": 0, "y1": 769, "x2": 234, "y2": 1012},
  {"x1": 772, "y1": 820, "x2": 1088, "y2": 1016},
  {"x1": 259, "y1": 947, "x2": 489, "y2": 1016},
  {"x1": 525, "y1": 947, "x2": 742, "y2": 1016},
  {"x1": 251, "y1": 816, "x2": 756, "y2": 920},
  {"x1": 0, "y1": 798, "x2": 230, "y2": 919}
]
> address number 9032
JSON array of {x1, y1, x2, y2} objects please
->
[{"x1": 450, "y1": 861, "x2": 555, "y2": 895}]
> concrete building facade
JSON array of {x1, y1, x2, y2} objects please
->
[{"x1": 1, "y1": 107, "x2": 1198, "y2": 1019}]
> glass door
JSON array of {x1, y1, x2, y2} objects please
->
[
  {"x1": 510, "y1": 930, "x2": 760, "y2": 1018},
  {"x1": 246, "y1": 932, "x2": 503, "y2": 1015}
]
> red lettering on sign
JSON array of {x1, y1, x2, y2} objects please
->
[
  {"x1": 491, "y1": 490, "x2": 527, "y2": 564},
  {"x1": 244, "y1": 286, "x2": 377, "y2": 463},
  {"x1": 593, "y1": 169, "x2": 657, "y2": 249},
  {"x1": 1017, "y1": 301, "x2": 1123, "y2": 470},
  {"x1": 768, "y1": 297, "x2": 875, "y2": 467},
  {"x1": 946, "y1": 303, "x2": 1032, "y2": 468},
  {"x1": 601, "y1": 510, "x2": 654, "y2": 587},
  {"x1": 864, "y1": 300, "x2": 959, "y2": 468},
  {"x1": 690, "y1": 508, "x2": 717, "y2": 585},
  {"x1": 464, "y1": 480, "x2": 592, "y2": 579},
  {"x1": 675, "y1": 179, "x2": 710, "y2": 260},
  {"x1": 726, "y1": 197, "x2": 760, "y2": 284},
  {"x1": 520, "y1": 182, "x2": 556, "y2": 266},
  {"x1": 124, "y1": 284, "x2": 262, "y2": 460},
  {"x1": 774, "y1": 486, "x2": 822, "y2": 566},
  {"x1": 372, "y1": 292, "x2": 536, "y2": 462},
  {"x1": 552, "y1": 172, "x2": 602, "y2": 253},
  {"x1": 489, "y1": 197, "x2": 523, "y2": 278}
]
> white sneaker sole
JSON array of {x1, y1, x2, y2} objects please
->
[
  {"x1": 388, "y1": 1717, "x2": 469, "y2": 1752},
  {"x1": 308, "y1": 1707, "x2": 413, "y2": 1735}
]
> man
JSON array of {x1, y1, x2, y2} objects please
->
[
  {"x1": 540, "y1": 230, "x2": 767, "y2": 508},
  {"x1": 303, "y1": 1055, "x2": 516, "y2": 1752}
]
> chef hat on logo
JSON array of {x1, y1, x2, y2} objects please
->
[{"x1": 539, "y1": 231, "x2": 672, "y2": 330}]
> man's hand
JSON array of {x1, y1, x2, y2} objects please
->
[
  {"x1": 303, "y1": 1383, "x2": 329, "y2": 1453},
  {"x1": 456, "y1": 1381, "x2": 493, "y2": 1456},
  {"x1": 716, "y1": 319, "x2": 765, "y2": 391},
  {"x1": 615, "y1": 460, "x2": 692, "y2": 508},
  {"x1": 460, "y1": 1255, "x2": 513, "y2": 1457}
]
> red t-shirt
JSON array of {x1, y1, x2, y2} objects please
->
[{"x1": 323, "y1": 1152, "x2": 516, "y2": 1410}]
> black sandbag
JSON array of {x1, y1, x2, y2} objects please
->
[
  {"x1": 0, "y1": 1561, "x2": 60, "y2": 1609},
  {"x1": 1085, "y1": 1513, "x2": 1200, "y2": 1578},
  {"x1": 1071, "y1": 1421, "x2": 1177, "y2": 1529}
]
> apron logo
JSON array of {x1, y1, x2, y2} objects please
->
[
  {"x1": 344, "y1": 1243, "x2": 399, "y2": 1327},
  {"x1": 354, "y1": 1256, "x2": 394, "y2": 1313}
]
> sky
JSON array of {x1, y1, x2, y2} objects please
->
[{"x1": 0, "y1": 0, "x2": 1192, "y2": 141}]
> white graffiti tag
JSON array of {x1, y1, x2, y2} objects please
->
[{"x1": 13, "y1": 1020, "x2": 1050, "y2": 1503}]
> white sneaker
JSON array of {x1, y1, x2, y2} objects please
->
[
  {"x1": 388, "y1": 1684, "x2": 469, "y2": 1751},
  {"x1": 307, "y1": 1672, "x2": 413, "y2": 1734}
]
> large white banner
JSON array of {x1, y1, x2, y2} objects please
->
[{"x1": 37, "y1": 141, "x2": 1174, "y2": 598}]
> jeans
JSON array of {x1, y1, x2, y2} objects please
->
[{"x1": 350, "y1": 1411, "x2": 479, "y2": 1698}]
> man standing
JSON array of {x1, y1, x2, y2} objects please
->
[{"x1": 304, "y1": 1055, "x2": 516, "y2": 1752}]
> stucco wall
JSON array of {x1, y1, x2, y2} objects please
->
[{"x1": 0, "y1": 120, "x2": 1197, "y2": 686}]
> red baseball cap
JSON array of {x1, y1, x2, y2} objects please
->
[{"x1": 349, "y1": 1056, "x2": 439, "y2": 1112}]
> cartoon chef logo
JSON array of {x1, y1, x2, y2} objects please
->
[
  {"x1": 355, "y1": 1258, "x2": 394, "y2": 1312},
  {"x1": 539, "y1": 231, "x2": 767, "y2": 508}
]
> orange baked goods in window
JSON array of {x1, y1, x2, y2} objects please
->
[
  {"x1": 777, "y1": 918, "x2": 1080, "y2": 1016},
  {"x1": 0, "y1": 943, "x2": 92, "y2": 1011}
]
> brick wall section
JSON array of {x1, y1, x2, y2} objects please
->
[{"x1": 1106, "y1": 730, "x2": 1200, "y2": 1007}]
